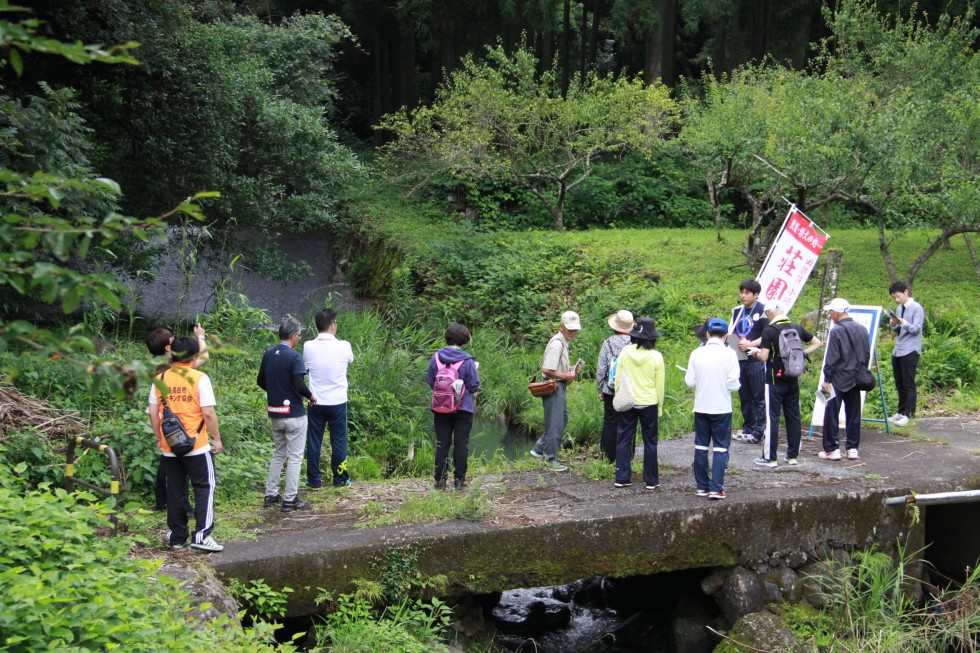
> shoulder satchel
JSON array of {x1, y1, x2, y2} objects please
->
[
  {"x1": 157, "y1": 371, "x2": 204, "y2": 457},
  {"x1": 529, "y1": 335, "x2": 565, "y2": 399},
  {"x1": 838, "y1": 327, "x2": 877, "y2": 392},
  {"x1": 528, "y1": 373, "x2": 557, "y2": 398},
  {"x1": 613, "y1": 368, "x2": 636, "y2": 412}
]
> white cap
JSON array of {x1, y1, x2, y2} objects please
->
[
  {"x1": 560, "y1": 311, "x2": 582, "y2": 330},
  {"x1": 766, "y1": 300, "x2": 789, "y2": 315},
  {"x1": 823, "y1": 297, "x2": 850, "y2": 313}
]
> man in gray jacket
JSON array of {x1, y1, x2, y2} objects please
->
[
  {"x1": 887, "y1": 282, "x2": 924, "y2": 426},
  {"x1": 819, "y1": 298, "x2": 870, "y2": 461}
]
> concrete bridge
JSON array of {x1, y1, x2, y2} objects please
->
[{"x1": 210, "y1": 418, "x2": 980, "y2": 615}]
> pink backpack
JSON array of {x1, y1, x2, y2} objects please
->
[{"x1": 431, "y1": 358, "x2": 465, "y2": 413}]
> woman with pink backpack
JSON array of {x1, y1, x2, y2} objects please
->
[{"x1": 426, "y1": 323, "x2": 481, "y2": 490}]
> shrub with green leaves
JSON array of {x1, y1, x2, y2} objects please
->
[{"x1": 0, "y1": 466, "x2": 294, "y2": 652}]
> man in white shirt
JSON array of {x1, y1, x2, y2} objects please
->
[
  {"x1": 685, "y1": 318, "x2": 741, "y2": 500},
  {"x1": 303, "y1": 308, "x2": 355, "y2": 489}
]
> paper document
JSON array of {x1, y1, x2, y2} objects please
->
[
  {"x1": 727, "y1": 334, "x2": 749, "y2": 360},
  {"x1": 816, "y1": 385, "x2": 836, "y2": 404}
]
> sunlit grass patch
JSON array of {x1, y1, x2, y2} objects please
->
[{"x1": 355, "y1": 482, "x2": 493, "y2": 528}]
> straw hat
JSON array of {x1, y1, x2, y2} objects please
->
[{"x1": 607, "y1": 310, "x2": 635, "y2": 333}]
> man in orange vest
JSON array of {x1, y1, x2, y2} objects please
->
[{"x1": 149, "y1": 336, "x2": 225, "y2": 552}]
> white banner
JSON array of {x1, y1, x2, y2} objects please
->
[
  {"x1": 757, "y1": 207, "x2": 828, "y2": 315},
  {"x1": 810, "y1": 305, "x2": 884, "y2": 428}
]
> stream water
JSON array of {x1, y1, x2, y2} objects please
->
[{"x1": 468, "y1": 415, "x2": 534, "y2": 461}]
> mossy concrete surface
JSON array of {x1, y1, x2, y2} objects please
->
[{"x1": 209, "y1": 417, "x2": 979, "y2": 615}]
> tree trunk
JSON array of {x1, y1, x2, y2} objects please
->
[
  {"x1": 561, "y1": 0, "x2": 571, "y2": 95},
  {"x1": 589, "y1": 0, "x2": 601, "y2": 69},
  {"x1": 905, "y1": 224, "x2": 980, "y2": 288},
  {"x1": 644, "y1": 0, "x2": 676, "y2": 87},
  {"x1": 816, "y1": 248, "x2": 843, "y2": 342},
  {"x1": 372, "y1": 30, "x2": 384, "y2": 145},
  {"x1": 395, "y1": 23, "x2": 416, "y2": 111},
  {"x1": 876, "y1": 213, "x2": 899, "y2": 284},
  {"x1": 579, "y1": 0, "x2": 588, "y2": 79},
  {"x1": 553, "y1": 180, "x2": 568, "y2": 232},
  {"x1": 538, "y1": 29, "x2": 554, "y2": 77},
  {"x1": 964, "y1": 233, "x2": 980, "y2": 279},
  {"x1": 751, "y1": 0, "x2": 769, "y2": 61}
]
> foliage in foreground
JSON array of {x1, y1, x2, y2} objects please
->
[
  {"x1": 789, "y1": 544, "x2": 980, "y2": 652},
  {"x1": 0, "y1": 453, "x2": 294, "y2": 652},
  {"x1": 315, "y1": 547, "x2": 454, "y2": 653}
]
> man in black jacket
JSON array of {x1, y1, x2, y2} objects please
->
[
  {"x1": 258, "y1": 316, "x2": 317, "y2": 512},
  {"x1": 753, "y1": 301, "x2": 822, "y2": 467},
  {"x1": 819, "y1": 299, "x2": 870, "y2": 461}
]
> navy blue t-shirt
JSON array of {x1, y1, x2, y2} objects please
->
[
  {"x1": 731, "y1": 301, "x2": 769, "y2": 343},
  {"x1": 257, "y1": 342, "x2": 310, "y2": 419}
]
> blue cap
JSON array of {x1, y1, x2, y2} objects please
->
[{"x1": 707, "y1": 318, "x2": 729, "y2": 332}]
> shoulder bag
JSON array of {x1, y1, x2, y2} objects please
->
[
  {"x1": 528, "y1": 373, "x2": 558, "y2": 398},
  {"x1": 612, "y1": 368, "x2": 636, "y2": 412},
  {"x1": 157, "y1": 371, "x2": 204, "y2": 457},
  {"x1": 529, "y1": 335, "x2": 566, "y2": 398},
  {"x1": 839, "y1": 328, "x2": 877, "y2": 392}
]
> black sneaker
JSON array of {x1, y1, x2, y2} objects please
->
[
  {"x1": 435, "y1": 479, "x2": 446, "y2": 490},
  {"x1": 263, "y1": 494, "x2": 282, "y2": 508},
  {"x1": 281, "y1": 498, "x2": 310, "y2": 513},
  {"x1": 454, "y1": 478, "x2": 465, "y2": 490}
]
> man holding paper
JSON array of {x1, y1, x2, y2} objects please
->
[
  {"x1": 819, "y1": 299, "x2": 870, "y2": 461},
  {"x1": 887, "y1": 282, "x2": 924, "y2": 427}
]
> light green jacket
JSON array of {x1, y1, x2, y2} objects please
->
[{"x1": 615, "y1": 344, "x2": 665, "y2": 416}]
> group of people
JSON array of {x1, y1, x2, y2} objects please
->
[
  {"x1": 146, "y1": 309, "x2": 354, "y2": 552},
  {"x1": 144, "y1": 279, "x2": 923, "y2": 549},
  {"x1": 516, "y1": 278, "x2": 924, "y2": 500}
]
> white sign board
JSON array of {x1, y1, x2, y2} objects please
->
[{"x1": 810, "y1": 305, "x2": 884, "y2": 428}]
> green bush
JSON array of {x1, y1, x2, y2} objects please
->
[
  {"x1": 0, "y1": 466, "x2": 293, "y2": 652},
  {"x1": 565, "y1": 150, "x2": 714, "y2": 229}
]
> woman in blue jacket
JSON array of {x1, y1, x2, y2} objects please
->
[{"x1": 426, "y1": 323, "x2": 480, "y2": 490}]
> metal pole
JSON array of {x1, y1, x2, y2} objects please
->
[{"x1": 885, "y1": 490, "x2": 980, "y2": 506}]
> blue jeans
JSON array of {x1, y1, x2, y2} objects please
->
[
  {"x1": 738, "y1": 359, "x2": 766, "y2": 438},
  {"x1": 307, "y1": 403, "x2": 349, "y2": 487},
  {"x1": 765, "y1": 382, "x2": 801, "y2": 461},
  {"x1": 693, "y1": 412, "x2": 731, "y2": 493},
  {"x1": 615, "y1": 405, "x2": 659, "y2": 486}
]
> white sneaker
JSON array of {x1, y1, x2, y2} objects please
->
[
  {"x1": 818, "y1": 449, "x2": 842, "y2": 460},
  {"x1": 893, "y1": 415, "x2": 909, "y2": 427},
  {"x1": 190, "y1": 536, "x2": 224, "y2": 552},
  {"x1": 888, "y1": 413, "x2": 903, "y2": 423},
  {"x1": 847, "y1": 449, "x2": 860, "y2": 460}
]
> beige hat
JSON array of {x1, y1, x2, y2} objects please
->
[
  {"x1": 607, "y1": 309, "x2": 634, "y2": 333},
  {"x1": 560, "y1": 310, "x2": 582, "y2": 330},
  {"x1": 823, "y1": 297, "x2": 850, "y2": 313}
]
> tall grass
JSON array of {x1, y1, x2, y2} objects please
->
[{"x1": 805, "y1": 542, "x2": 980, "y2": 652}]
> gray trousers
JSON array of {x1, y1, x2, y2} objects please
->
[
  {"x1": 265, "y1": 415, "x2": 307, "y2": 501},
  {"x1": 533, "y1": 381, "x2": 568, "y2": 460}
]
